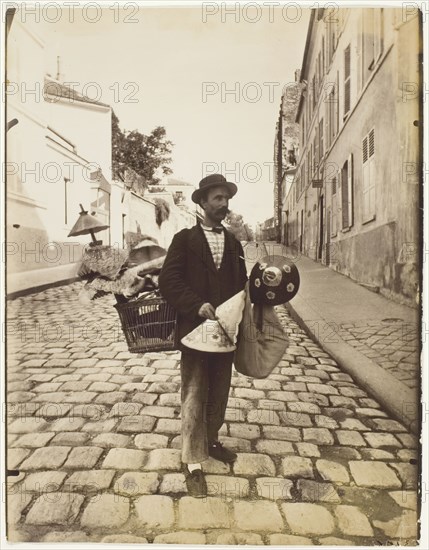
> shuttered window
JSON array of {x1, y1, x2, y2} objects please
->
[
  {"x1": 321, "y1": 36, "x2": 325, "y2": 78},
  {"x1": 301, "y1": 113, "x2": 306, "y2": 145},
  {"x1": 340, "y1": 154, "x2": 354, "y2": 229},
  {"x1": 313, "y1": 133, "x2": 318, "y2": 175},
  {"x1": 301, "y1": 164, "x2": 305, "y2": 194},
  {"x1": 361, "y1": 9, "x2": 384, "y2": 87},
  {"x1": 326, "y1": 16, "x2": 338, "y2": 67},
  {"x1": 312, "y1": 77, "x2": 317, "y2": 109},
  {"x1": 344, "y1": 45, "x2": 351, "y2": 117},
  {"x1": 362, "y1": 128, "x2": 376, "y2": 222},
  {"x1": 331, "y1": 176, "x2": 337, "y2": 236}
]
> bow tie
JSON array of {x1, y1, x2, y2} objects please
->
[{"x1": 203, "y1": 226, "x2": 224, "y2": 234}]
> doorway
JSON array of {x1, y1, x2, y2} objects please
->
[
  {"x1": 318, "y1": 195, "x2": 324, "y2": 260},
  {"x1": 326, "y1": 207, "x2": 331, "y2": 265}
]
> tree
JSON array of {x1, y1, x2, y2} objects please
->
[
  {"x1": 112, "y1": 110, "x2": 126, "y2": 180},
  {"x1": 225, "y1": 211, "x2": 254, "y2": 241},
  {"x1": 112, "y1": 111, "x2": 174, "y2": 194},
  {"x1": 154, "y1": 198, "x2": 170, "y2": 227}
]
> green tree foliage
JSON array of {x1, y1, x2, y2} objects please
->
[
  {"x1": 112, "y1": 111, "x2": 174, "y2": 194},
  {"x1": 225, "y1": 211, "x2": 254, "y2": 241}
]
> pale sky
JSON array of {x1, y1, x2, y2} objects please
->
[{"x1": 38, "y1": 3, "x2": 310, "y2": 226}]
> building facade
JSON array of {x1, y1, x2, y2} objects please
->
[
  {"x1": 284, "y1": 8, "x2": 421, "y2": 306},
  {"x1": 6, "y1": 18, "x2": 195, "y2": 295},
  {"x1": 257, "y1": 217, "x2": 277, "y2": 242},
  {"x1": 6, "y1": 17, "x2": 119, "y2": 295},
  {"x1": 273, "y1": 72, "x2": 301, "y2": 243}
]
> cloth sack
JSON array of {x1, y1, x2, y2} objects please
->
[{"x1": 234, "y1": 282, "x2": 288, "y2": 378}]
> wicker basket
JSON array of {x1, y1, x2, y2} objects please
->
[{"x1": 114, "y1": 292, "x2": 177, "y2": 353}]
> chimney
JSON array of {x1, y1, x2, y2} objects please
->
[{"x1": 294, "y1": 69, "x2": 301, "y2": 82}]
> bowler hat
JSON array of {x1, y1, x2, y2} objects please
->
[
  {"x1": 191, "y1": 174, "x2": 238, "y2": 204},
  {"x1": 249, "y1": 255, "x2": 300, "y2": 305}
]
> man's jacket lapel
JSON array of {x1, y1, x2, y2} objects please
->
[{"x1": 187, "y1": 224, "x2": 217, "y2": 274}]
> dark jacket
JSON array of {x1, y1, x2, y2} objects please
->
[{"x1": 159, "y1": 224, "x2": 248, "y2": 346}]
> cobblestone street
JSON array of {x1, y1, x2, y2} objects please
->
[
  {"x1": 6, "y1": 282, "x2": 419, "y2": 545},
  {"x1": 338, "y1": 321, "x2": 419, "y2": 391}
]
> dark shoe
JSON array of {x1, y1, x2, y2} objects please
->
[
  {"x1": 208, "y1": 441, "x2": 237, "y2": 464},
  {"x1": 183, "y1": 465, "x2": 207, "y2": 498}
]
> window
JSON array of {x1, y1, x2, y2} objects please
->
[
  {"x1": 301, "y1": 164, "x2": 305, "y2": 194},
  {"x1": 340, "y1": 154, "x2": 354, "y2": 229},
  {"x1": 336, "y1": 71, "x2": 340, "y2": 132},
  {"x1": 362, "y1": 128, "x2": 376, "y2": 222},
  {"x1": 307, "y1": 89, "x2": 311, "y2": 123},
  {"x1": 313, "y1": 133, "x2": 318, "y2": 175},
  {"x1": 326, "y1": 11, "x2": 339, "y2": 67},
  {"x1": 319, "y1": 118, "x2": 324, "y2": 160},
  {"x1": 301, "y1": 112, "x2": 306, "y2": 145},
  {"x1": 344, "y1": 45, "x2": 351, "y2": 118},
  {"x1": 326, "y1": 78, "x2": 338, "y2": 147},
  {"x1": 317, "y1": 51, "x2": 322, "y2": 91},
  {"x1": 321, "y1": 36, "x2": 325, "y2": 77},
  {"x1": 374, "y1": 9, "x2": 384, "y2": 61},
  {"x1": 312, "y1": 77, "x2": 317, "y2": 110},
  {"x1": 361, "y1": 9, "x2": 384, "y2": 87},
  {"x1": 331, "y1": 177, "x2": 337, "y2": 236}
]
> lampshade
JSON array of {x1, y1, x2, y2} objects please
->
[
  {"x1": 127, "y1": 235, "x2": 166, "y2": 266},
  {"x1": 68, "y1": 204, "x2": 109, "y2": 238}
]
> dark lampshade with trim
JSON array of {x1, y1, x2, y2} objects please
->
[{"x1": 249, "y1": 255, "x2": 300, "y2": 305}]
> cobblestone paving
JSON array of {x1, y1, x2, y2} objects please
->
[
  {"x1": 6, "y1": 283, "x2": 419, "y2": 544},
  {"x1": 339, "y1": 320, "x2": 419, "y2": 390}
]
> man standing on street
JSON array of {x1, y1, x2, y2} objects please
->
[{"x1": 159, "y1": 174, "x2": 247, "y2": 498}]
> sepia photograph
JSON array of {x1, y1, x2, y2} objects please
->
[{"x1": 1, "y1": 0, "x2": 427, "y2": 547}]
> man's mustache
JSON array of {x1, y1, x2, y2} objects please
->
[{"x1": 218, "y1": 208, "x2": 229, "y2": 216}]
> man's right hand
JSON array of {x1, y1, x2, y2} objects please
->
[{"x1": 198, "y1": 302, "x2": 216, "y2": 320}]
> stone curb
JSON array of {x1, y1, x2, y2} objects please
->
[{"x1": 287, "y1": 299, "x2": 419, "y2": 435}]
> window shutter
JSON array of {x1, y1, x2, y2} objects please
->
[
  {"x1": 344, "y1": 45, "x2": 351, "y2": 116},
  {"x1": 335, "y1": 71, "x2": 339, "y2": 133},
  {"x1": 337, "y1": 167, "x2": 341, "y2": 198},
  {"x1": 341, "y1": 162, "x2": 349, "y2": 229},
  {"x1": 319, "y1": 118, "x2": 324, "y2": 159},
  {"x1": 331, "y1": 177, "x2": 337, "y2": 237},
  {"x1": 362, "y1": 132, "x2": 375, "y2": 222},
  {"x1": 369, "y1": 155, "x2": 375, "y2": 217},
  {"x1": 348, "y1": 153, "x2": 354, "y2": 227},
  {"x1": 322, "y1": 36, "x2": 325, "y2": 75},
  {"x1": 314, "y1": 133, "x2": 318, "y2": 172},
  {"x1": 368, "y1": 129, "x2": 375, "y2": 219},
  {"x1": 345, "y1": 47, "x2": 351, "y2": 79},
  {"x1": 374, "y1": 9, "x2": 384, "y2": 61},
  {"x1": 327, "y1": 98, "x2": 331, "y2": 148},
  {"x1": 369, "y1": 128, "x2": 375, "y2": 158},
  {"x1": 337, "y1": 168, "x2": 342, "y2": 230},
  {"x1": 362, "y1": 135, "x2": 368, "y2": 163}
]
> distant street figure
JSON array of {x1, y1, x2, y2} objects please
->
[{"x1": 159, "y1": 174, "x2": 247, "y2": 497}]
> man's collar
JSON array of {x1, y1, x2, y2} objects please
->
[{"x1": 200, "y1": 222, "x2": 224, "y2": 233}]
